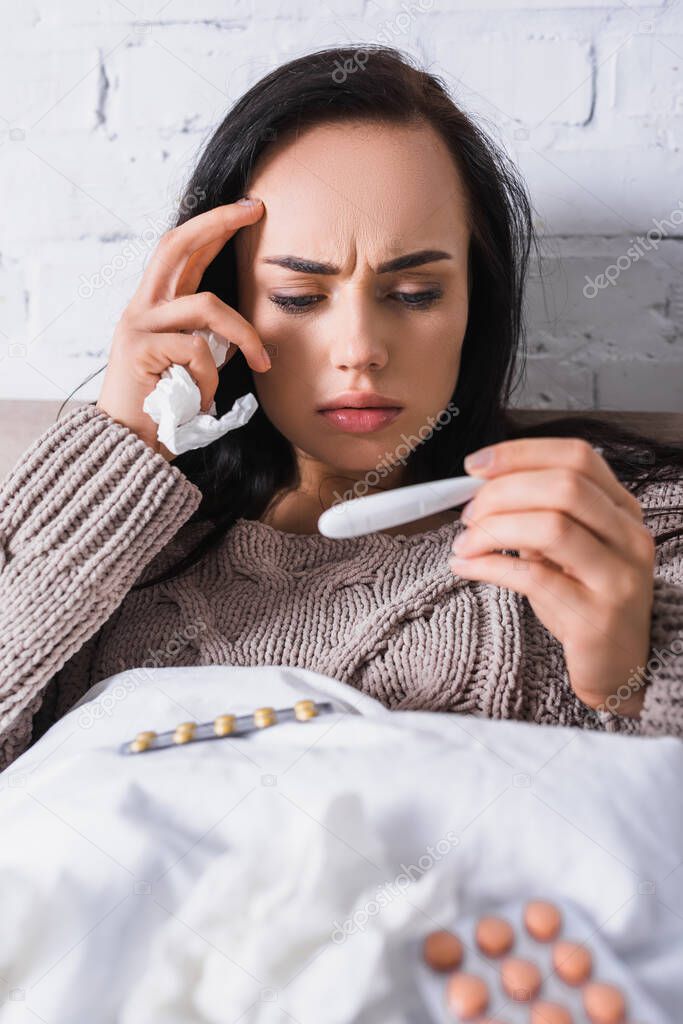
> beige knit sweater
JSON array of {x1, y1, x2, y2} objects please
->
[{"x1": 1, "y1": 403, "x2": 682, "y2": 771}]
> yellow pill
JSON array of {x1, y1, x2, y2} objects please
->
[
  {"x1": 254, "y1": 707, "x2": 276, "y2": 728},
  {"x1": 294, "y1": 699, "x2": 317, "y2": 721},
  {"x1": 129, "y1": 730, "x2": 157, "y2": 753},
  {"x1": 129, "y1": 738, "x2": 151, "y2": 753},
  {"x1": 173, "y1": 722, "x2": 196, "y2": 744},
  {"x1": 214, "y1": 714, "x2": 236, "y2": 736}
]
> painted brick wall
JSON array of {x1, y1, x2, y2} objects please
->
[{"x1": 1, "y1": 0, "x2": 682, "y2": 410}]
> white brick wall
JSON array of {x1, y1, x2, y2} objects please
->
[{"x1": 1, "y1": 0, "x2": 682, "y2": 411}]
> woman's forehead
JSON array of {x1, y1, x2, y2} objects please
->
[
  {"x1": 254, "y1": 120, "x2": 464, "y2": 207},
  {"x1": 235, "y1": 125, "x2": 470, "y2": 270}
]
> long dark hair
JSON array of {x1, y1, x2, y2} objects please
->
[{"x1": 63, "y1": 44, "x2": 683, "y2": 591}]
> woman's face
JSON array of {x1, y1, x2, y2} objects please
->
[{"x1": 234, "y1": 119, "x2": 471, "y2": 492}]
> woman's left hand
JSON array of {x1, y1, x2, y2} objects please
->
[{"x1": 447, "y1": 438, "x2": 656, "y2": 717}]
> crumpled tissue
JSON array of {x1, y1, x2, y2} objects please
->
[
  {"x1": 142, "y1": 328, "x2": 259, "y2": 456},
  {"x1": 118, "y1": 790, "x2": 461, "y2": 1024}
]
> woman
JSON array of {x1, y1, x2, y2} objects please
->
[{"x1": 2, "y1": 45, "x2": 682, "y2": 771}]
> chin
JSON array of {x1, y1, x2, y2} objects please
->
[{"x1": 320, "y1": 444, "x2": 406, "y2": 484}]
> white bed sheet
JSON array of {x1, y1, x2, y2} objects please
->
[{"x1": 0, "y1": 664, "x2": 681, "y2": 1023}]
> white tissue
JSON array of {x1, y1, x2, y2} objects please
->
[
  {"x1": 118, "y1": 790, "x2": 459, "y2": 1023},
  {"x1": 142, "y1": 328, "x2": 259, "y2": 456}
]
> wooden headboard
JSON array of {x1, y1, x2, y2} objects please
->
[{"x1": 0, "y1": 399, "x2": 681, "y2": 483}]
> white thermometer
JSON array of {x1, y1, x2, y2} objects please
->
[{"x1": 317, "y1": 475, "x2": 487, "y2": 539}]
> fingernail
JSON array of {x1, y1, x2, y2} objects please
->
[
  {"x1": 237, "y1": 195, "x2": 262, "y2": 206},
  {"x1": 261, "y1": 347, "x2": 272, "y2": 369},
  {"x1": 452, "y1": 530, "x2": 470, "y2": 552},
  {"x1": 461, "y1": 500, "x2": 475, "y2": 519},
  {"x1": 464, "y1": 447, "x2": 493, "y2": 471}
]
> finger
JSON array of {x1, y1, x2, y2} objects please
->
[
  {"x1": 465, "y1": 437, "x2": 643, "y2": 522},
  {"x1": 449, "y1": 550, "x2": 636, "y2": 674},
  {"x1": 449, "y1": 547, "x2": 581, "y2": 609},
  {"x1": 517, "y1": 547, "x2": 548, "y2": 563},
  {"x1": 137, "y1": 291, "x2": 271, "y2": 373},
  {"x1": 138, "y1": 331, "x2": 220, "y2": 412},
  {"x1": 453, "y1": 509, "x2": 639, "y2": 594},
  {"x1": 462, "y1": 467, "x2": 652, "y2": 563},
  {"x1": 134, "y1": 200, "x2": 264, "y2": 306},
  {"x1": 174, "y1": 229, "x2": 243, "y2": 299}
]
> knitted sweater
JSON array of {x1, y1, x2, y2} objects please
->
[{"x1": 1, "y1": 403, "x2": 682, "y2": 772}]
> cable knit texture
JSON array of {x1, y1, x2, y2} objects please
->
[{"x1": 1, "y1": 403, "x2": 682, "y2": 771}]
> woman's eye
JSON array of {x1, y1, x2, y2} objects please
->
[
  {"x1": 269, "y1": 294, "x2": 323, "y2": 314},
  {"x1": 392, "y1": 289, "x2": 443, "y2": 309},
  {"x1": 269, "y1": 289, "x2": 443, "y2": 315}
]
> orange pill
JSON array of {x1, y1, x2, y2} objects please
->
[
  {"x1": 475, "y1": 916, "x2": 514, "y2": 957},
  {"x1": 501, "y1": 957, "x2": 542, "y2": 1001},
  {"x1": 446, "y1": 972, "x2": 489, "y2": 1020},
  {"x1": 422, "y1": 930, "x2": 464, "y2": 972},
  {"x1": 583, "y1": 981, "x2": 627, "y2": 1024},
  {"x1": 531, "y1": 1001, "x2": 573, "y2": 1024},
  {"x1": 524, "y1": 900, "x2": 562, "y2": 942},
  {"x1": 552, "y1": 940, "x2": 593, "y2": 985}
]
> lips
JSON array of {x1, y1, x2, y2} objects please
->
[
  {"x1": 318, "y1": 407, "x2": 402, "y2": 434},
  {"x1": 316, "y1": 390, "x2": 403, "y2": 411}
]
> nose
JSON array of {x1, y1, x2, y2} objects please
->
[{"x1": 327, "y1": 291, "x2": 390, "y2": 372}]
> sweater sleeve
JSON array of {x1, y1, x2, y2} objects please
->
[
  {"x1": 515, "y1": 476, "x2": 683, "y2": 739},
  {"x1": 634, "y1": 478, "x2": 683, "y2": 737},
  {"x1": 585, "y1": 477, "x2": 683, "y2": 738},
  {"x1": 0, "y1": 402, "x2": 203, "y2": 770}
]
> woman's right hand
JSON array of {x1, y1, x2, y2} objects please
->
[{"x1": 96, "y1": 198, "x2": 271, "y2": 462}]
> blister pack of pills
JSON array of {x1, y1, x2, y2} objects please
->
[{"x1": 415, "y1": 897, "x2": 666, "y2": 1023}]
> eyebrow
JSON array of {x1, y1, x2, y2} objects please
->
[{"x1": 260, "y1": 248, "x2": 453, "y2": 275}]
